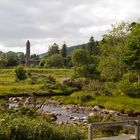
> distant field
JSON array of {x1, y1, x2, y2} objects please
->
[{"x1": 0, "y1": 68, "x2": 74, "y2": 96}]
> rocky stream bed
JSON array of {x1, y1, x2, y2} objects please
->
[{"x1": 8, "y1": 97, "x2": 136, "y2": 125}]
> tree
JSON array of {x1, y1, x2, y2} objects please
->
[
  {"x1": 72, "y1": 49, "x2": 99, "y2": 79},
  {"x1": 87, "y1": 36, "x2": 94, "y2": 55},
  {"x1": 72, "y1": 49, "x2": 90, "y2": 66},
  {"x1": 87, "y1": 36, "x2": 99, "y2": 56},
  {"x1": 124, "y1": 23, "x2": 140, "y2": 83},
  {"x1": 45, "y1": 54, "x2": 64, "y2": 68},
  {"x1": 0, "y1": 59, "x2": 7, "y2": 68},
  {"x1": 4, "y1": 51, "x2": 18, "y2": 66},
  {"x1": 60, "y1": 43, "x2": 67, "y2": 58},
  {"x1": 48, "y1": 43, "x2": 59, "y2": 56},
  {"x1": 98, "y1": 22, "x2": 130, "y2": 81},
  {"x1": 0, "y1": 52, "x2": 7, "y2": 59},
  {"x1": 17, "y1": 52, "x2": 25, "y2": 65},
  {"x1": 0, "y1": 51, "x2": 19, "y2": 67},
  {"x1": 66, "y1": 56, "x2": 73, "y2": 67}
]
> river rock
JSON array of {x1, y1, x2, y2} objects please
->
[
  {"x1": 81, "y1": 116, "x2": 87, "y2": 120},
  {"x1": 93, "y1": 105, "x2": 102, "y2": 111},
  {"x1": 88, "y1": 112, "x2": 95, "y2": 117},
  {"x1": 13, "y1": 97, "x2": 22, "y2": 102},
  {"x1": 70, "y1": 116, "x2": 74, "y2": 120},
  {"x1": 57, "y1": 121, "x2": 63, "y2": 125},
  {"x1": 108, "y1": 110, "x2": 120, "y2": 116},
  {"x1": 130, "y1": 135, "x2": 135, "y2": 140},
  {"x1": 42, "y1": 112, "x2": 57, "y2": 121},
  {"x1": 72, "y1": 117, "x2": 79, "y2": 121}
]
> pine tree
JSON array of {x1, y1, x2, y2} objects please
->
[
  {"x1": 87, "y1": 36, "x2": 94, "y2": 55},
  {"x1": 61, "y1": 43, "x2": 67, "y2": 58},
  {"x1": 48, "y1": 43, "x2": 59, "y2": 56}
]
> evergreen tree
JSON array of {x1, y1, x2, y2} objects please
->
[
  {"x1": 87, "y1": 36, "x2": 99, "y2": 56},
  {"x1": 87, "y1": 36, "x2": 94, "y2": 55},
  {"x1": 61, "y1": 43, "x2": 67, "y2": 58},
  {"x1": 48, "y1": 43, "x2": 59, "y2": 56}
]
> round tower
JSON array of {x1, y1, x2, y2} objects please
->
[{"x1": 25, "y1": 40, "x2": 30, "y2": 66}]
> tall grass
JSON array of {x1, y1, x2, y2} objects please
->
[{"x1": 0, "y1": 112, "x2": 85, "y2": 140}]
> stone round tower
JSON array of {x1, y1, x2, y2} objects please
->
[{"x1": 25, "y1": 40, "x2": 30, "y2": 66}]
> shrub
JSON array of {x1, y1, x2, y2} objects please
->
[
  {"x1": 122, "y1": 72, "x2": 138, "y2": 83},
  {"x1": 46, "y1": 75, "x2": 56, "y2": 83},
  {"x1": 82, "y1": 80, "x2": 111, "y2": 96},
  {"x1": 39, "y1": 59, "x2": 46, "y2": 67},
  {"x1": 62, "y1": 78, "x2": 82, "y2": 89},
  {"x1": 0, "y1": 113, "x2": 85, "y2": 140},
  {"x1": 117, "y1": 80, "x2": 140, "y2": 98},
  {"x1": 124, "y1": 83, "x2": 140, "y2": 98},
  {"x1": 80, "y1": 94, "x2": 94, "y2": 102},
  {"x1": 15, "y1": 66, "x2": 27, "y2": 80}
]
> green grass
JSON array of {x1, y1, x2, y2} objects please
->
[
  {"x1": 1, "y1": 68, "x2": 140, "y2": 112},
  {"x1": 0, "y1": 68, "x2": 74, "y2": 96},
  {"x1": 52, "y1": 91, "x2": 140, "y2": 112},
  {"x1": 27, "y1": 68, "x2": 73, "y2": 82}
]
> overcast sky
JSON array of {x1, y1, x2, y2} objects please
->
[{"x1": 0, "y1": 0, "x2": 139, "y2": 54}]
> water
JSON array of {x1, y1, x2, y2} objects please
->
[
  {"x1": 43, "y1": 101, "x2": 89, "y2": 123},
  {"x1": 9, "y1": 97, "x2": 89, "y2": 124}
]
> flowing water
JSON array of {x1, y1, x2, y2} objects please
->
[
  {"x1": 42, "y1": 100, "x2": 89, "y2": 123},
  {"x1": 9, "y1": 97, "x2": 89, "y2": 124}
]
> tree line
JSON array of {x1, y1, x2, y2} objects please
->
[
  {"x1": 38, "y1": 21, "x2": 140, "y2": 97},
  {"x1": 0, "y1": 21, "x2": 140, "y2": 97}
]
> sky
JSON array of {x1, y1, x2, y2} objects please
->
[{"x1": 0, "y1": 0, "x2": 139, "y2": 54}]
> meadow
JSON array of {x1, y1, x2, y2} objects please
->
[
  {"x1": 0, "y1": 68, "x2": 75, "y2": 96},
  {"x1": 0, "y1": 68, "x2": 140, "y2": 113}
]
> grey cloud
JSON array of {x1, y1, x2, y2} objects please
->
[{"x1": 0, "y1": 0, "x2": 139, "y2": 54}]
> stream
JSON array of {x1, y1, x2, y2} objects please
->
[
  {"x1": 42, "y1": 100, "x2": 89, "y2": 124},
  {"x1": 9, "y1": 97, "x2": 90, "y2": 124},
  {"x1": 8, "y1": 97, "x2": 135, "y2": 125}
]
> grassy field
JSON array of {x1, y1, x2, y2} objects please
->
[
  {"x1": 0, "y1": 68, "x2": 74, "y2": 96},
  {"x1": 0, "y1": 68, "x2": 140, "y2": 112}
]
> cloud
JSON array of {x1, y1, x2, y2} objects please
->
[{"x1": 0, "y1": 0, "x2": 139, "y2": 54}]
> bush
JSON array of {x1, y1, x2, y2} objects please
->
[
  {"x1": 7, "y1": 58, "x2": 18, "y2": 66},
  {"x1": 122, "y1": 72, "x2": 138, "y2": 83},
  {"x1": 0, "y1": 113, "x2": 85, "y2": 140},
  {"x1": 15, "y1": 66, "x2": 27, "y2": 80},
  {"x1": 80, "y1": 94, "x2": 94, "y2": 102},
  {"x1": 117, "y1": 80, "x2": 140, "y2": 98},
  {"x1": 62, "y1": 78, "x2": 82, "y2": 89},
  {"x1": 82, "y1": 80, "x2": 111, "y2": 96},
  {"x1": 39, "y1": 59, "x2": 46, "y2": 67}
]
